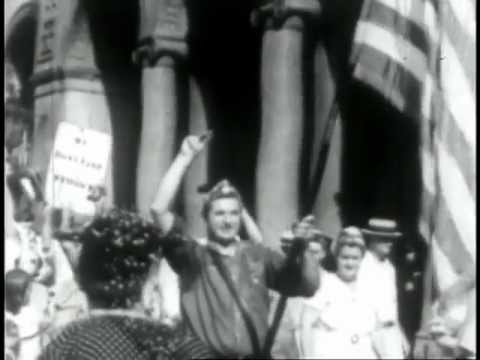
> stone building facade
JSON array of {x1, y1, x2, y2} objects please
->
[{"x1": 5, "y1": 0, "x2": 356, "y2": 247}]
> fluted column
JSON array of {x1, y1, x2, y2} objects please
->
[
  {"x1": 253, "y1": 0, "x2": 321, "y2": 247},
  {"x1": 134, "y1": 0, "x2": 188, "y2": 216}
]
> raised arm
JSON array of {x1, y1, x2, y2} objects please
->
[
  {"x1": 266, "y1": 215, "x2": 320, "y2": 297},
  {"x1": 150, "y1": 132, "x2": 211, "y2": 233}
]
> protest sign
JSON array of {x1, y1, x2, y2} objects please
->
[{"x1": 45, "y1": 122, "x2": 111, "y2": 215}]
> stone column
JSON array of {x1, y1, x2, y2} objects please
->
[
  {"x1": 31, "y1": 0, "x2": 113, "y2": 207},
  {"x1": 310, "y1": 39, "x2": 343, "y2": 237},
  {"x1": 134, "y1": 0, "x2": 188, "y2": 323},
  {"x1": 134, "y1": 0, "x2": 188, "y2": 216},
  {"x1": 253, "y1": 0, "x2": 321, "y2": 247}
]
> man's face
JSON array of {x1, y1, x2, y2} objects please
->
[
  {"x1": 336, "y1": 245, "x2": 363, "y2": 282},
  {"x1": 307, "y1": 241, "x2": 326, "y2": 265},
  {"x1": 206, "y1": 197, "x2": 242, "y2": 245},
  {"x1": 369, "y1": 237, "x2": 394, "y2": 259}
]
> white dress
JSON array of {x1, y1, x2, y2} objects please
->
[{"x1": 299, "y1": 272, "x2": 378, "y2": 359}]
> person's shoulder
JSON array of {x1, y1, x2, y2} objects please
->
[
  {"x1": 362, "y1": 250, "x2": 375, "y2": 263},
  {"x1": 322, "y1": 271, "x2": 341, "y2": 289},
  {"x1": 358, "y1": 251, "x2": 376, "y2": 273},
  {"x1": 305, "y1": 271, "x2": 336, "y2": 300}
]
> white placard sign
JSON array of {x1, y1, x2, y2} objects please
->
[{"x1": 45, "y1": 122, "x2": 111, "y2": 215}]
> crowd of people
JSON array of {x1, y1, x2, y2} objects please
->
[{"x1": 4, "y1": 99, "x2": 475, "y2": 359}]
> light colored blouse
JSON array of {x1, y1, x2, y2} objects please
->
[{"x1": 298, "y1": 272, "x2": 378, "y2": 359}]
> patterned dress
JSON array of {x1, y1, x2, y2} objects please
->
[{"x1": 39, "y1": 314, "x2": 214, "y2": 360}]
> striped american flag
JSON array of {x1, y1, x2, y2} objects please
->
[{"x1": 350, "y1": 0, "x2": 475, "y2": 352}]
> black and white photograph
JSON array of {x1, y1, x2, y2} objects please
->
[{"x1": 4, "y1": 0, "x2": 476, "y2": 359}]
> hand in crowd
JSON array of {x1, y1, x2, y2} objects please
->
[
  {"x1": 47, "y1": 185, "x2": 107, "y2": 269},
  {"x1": 281, "y1": 215, "x2": 319, "y2": 255},
  {"x1": 179, "y1": 131, "x2": 213, "y2": 160}
]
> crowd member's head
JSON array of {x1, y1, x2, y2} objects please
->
[
  {"x1": 202, "y1": 180, "x2": 243, "y2": 245},
  {"x1": 5, "y1": 268, "x2": 33, "y2": 314},
  {"x1": 307, "y1": 231, "x2": 332, "y2": 266},
  {"x1": 362, "y1": 218, "x2": 401, "y2": 261},
  {"x1": 332, "y1": 227, "x2": 366, "y2": 283},
  {"x1": 70, "y1": 209, "x2": 165, "y2": 310}
]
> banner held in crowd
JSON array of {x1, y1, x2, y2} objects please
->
[{"x1": 45, "y1": 121, "x2": 111, "y2": 215}]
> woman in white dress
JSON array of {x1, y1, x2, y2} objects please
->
[{"x1": 298, "y1": 227, "x2": 379, "y2": 359}]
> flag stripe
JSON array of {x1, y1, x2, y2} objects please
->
[
  {"x1": 443, "y1": 0, "x2": 476, "y2": 94},
  {"x1": 431, "y1": 236, "x2": 461, "y2": 291},
  {"x1": 421, "y1": 149, "x2": 435, "y2": 195},
  {"x1": 445, "y1": 0, "x2": 476, "y2": 39},
  {"x1": 439, "y1": 109, "x2": 476, "y2": 200},
  {"x1": 439, "y1": 42, "x2": 476, "y2": 149},
  {"x1": 352, "y1": 45, "x2": 422, "y2": 116},
  {"x1": 437, "y1": 141, "x2": 476, "y2": 259},
  {"x1": 353, "y1": 21, "x2": 433, "y2": 82},
  {"x1": 423, "y1": 188, "x2": 474, "y2": 274},
  {"x1": 374, "y1": 0, "x2": 440, "y2": 42},
  {"x1": 363, "y1": 0, "x2": 432, "y2": 55}
]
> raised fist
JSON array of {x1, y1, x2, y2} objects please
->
[
  {"x1": 292, "y1": 214, "x2": 316, "y2": 240},
  {"x1": 179, "y1": 131, "x2": 213, "y2": 160},
  {"x1": 281, "y1": 215, "x2": 317, "y2": 255}
]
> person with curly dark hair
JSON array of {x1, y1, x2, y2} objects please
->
[{"x1": 39, "y1": 209, "x2": 214, "y2": 360}]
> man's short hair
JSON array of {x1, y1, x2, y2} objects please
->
[{"x1": 201, "y1": 179, "x2": 243, "y2": 219}]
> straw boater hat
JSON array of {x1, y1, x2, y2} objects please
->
[{"x1": 361, "y1": 218, "x2": 402, "y2": 239}]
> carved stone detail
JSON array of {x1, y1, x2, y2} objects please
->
[
  {"x1": 134, "y1": 0, "x2": 188, "y2": 66},
  {"x1": 35, "y1": 0, "x2": 59, "y2": 67},
  {"x1": 252, "y1": 0, "x2": 322, "y2": 29},
  {"x1": 34, "y1": 0, "x2": 98, "y2": 77}
]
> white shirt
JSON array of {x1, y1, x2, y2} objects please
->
[
  {"x1": 357, "y1": 251, "x2": 398, "y2": 323},
  {"x1": 9, "y1": 306, "x2": 42, "y2": 360}
]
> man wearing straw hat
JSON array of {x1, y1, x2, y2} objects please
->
[{"x1": 358, "y1": 218, "x2": 410, "y2": 358}]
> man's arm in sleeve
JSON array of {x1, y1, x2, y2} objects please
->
[
  {"x1": 149, "y1": 133, "x2": 211, "y2": 273},
  {"x1": 150, "y1": 132, "x2": 212, "y2": 234},
  {"x1": 264, "y1": 244, "x2": 319, "y2": 297},
  {"x1": 159, "y1": 216, "x2": 199, "y2": 274}
]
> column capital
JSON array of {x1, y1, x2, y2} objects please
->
[
  {"x1": 133, "y1": 0, "x2": 188, "y2": 67},
  {"x1": 252, "y1": 0, "x2": 322, "y2": 30}
]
